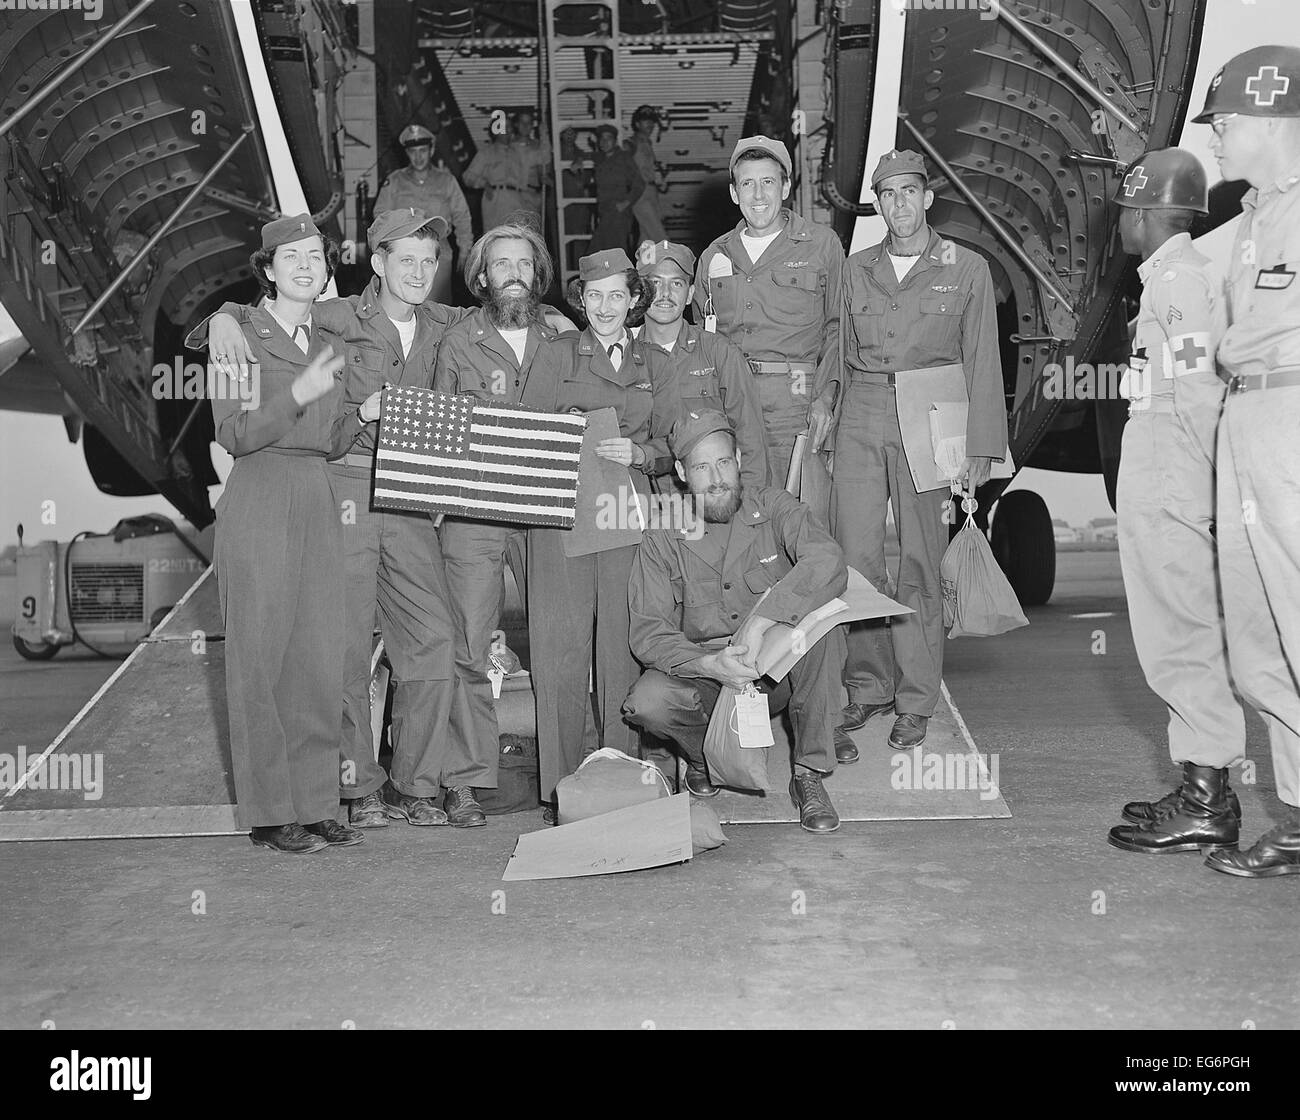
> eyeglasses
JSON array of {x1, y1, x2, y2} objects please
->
[{"x1": 1210, "y1": 113, "x2": 1238, "y2": 137}]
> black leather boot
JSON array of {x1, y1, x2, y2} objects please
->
[
  {"x1": 1122, "y1": 780, "x2": 1242, "y2": 824},
  {"x1": 1205, "y1": 819, "x2": 1300, "y2": 878},
  {"x1": 1108, "y1": 763, "x2": 1239, "y2": 853}
]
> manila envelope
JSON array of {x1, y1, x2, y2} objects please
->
[
  {"x1": 502, "y1": 793, "x2": 693, "y2": 881},
  {"x1": 564, "y1": 406, "x2": 646, "y2": 557},
  {"x1": 894, "y1": 364, "x2": 1013, "y2": 492}
]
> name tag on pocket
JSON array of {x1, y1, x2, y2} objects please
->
[{"x1": 1256, "y1": 264, "x2": 1296, "y2": 290}]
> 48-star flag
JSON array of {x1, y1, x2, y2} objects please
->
[{"x1": 373, "y1": 386, "x2": 587, "y2": 527}]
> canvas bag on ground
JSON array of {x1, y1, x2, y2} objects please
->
[
  {"x1": 703, "y1": 685, "x2": 772, "y2": 790},
  {"x1": 940, "y1": 494, "x2": 1029, "y2": 638},
  {"x1": 556, "y1": 747, "x2": 671, "y2": 825}
]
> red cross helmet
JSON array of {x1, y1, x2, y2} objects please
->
[
  {"x1": 1193, "y1": 45, "x2": 1300, "y2": 122},
  {"x1": 1111, "y1": 148, "x2": 1209, "y2": 213}
]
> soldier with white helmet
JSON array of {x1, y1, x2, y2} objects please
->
[
  {"x1": 1193, "y1": 45, "x2": 1300, "y2": 878},
  {"x1": 1104, "y1": 148, "x2": 1247, "y2": 858}
]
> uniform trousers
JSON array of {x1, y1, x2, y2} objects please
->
[
  {"x1": 528, "y1": 531, "x2": 641, "y2": 802},
  {"x1": 631, "y1": 185, "x2": 666, "y2": 243},
  {"x1": 330, "y1": 465, "x2": 480, "y2": 799},
  {"x1": 439, "y1": 516, "x2": 527, "y2": 790},
  {"x1": 1217, "y1": 387, "x2": 1300, "y2": 806},
  {"x1": 1117, "y1": 409, "x2": 1244, "y2": 767},
  {"x1": 622, "y1": 627, "x2": 844, "y2": 775},
  {"x1": 831, "y1": 381, "x2": 947, "y2": 717},
  {"x1": 752, "y1": 367, "x2": 812, "y2": 487},
  {"x1": 216, "y1": 451, "x2": 343, "y2": 829}
]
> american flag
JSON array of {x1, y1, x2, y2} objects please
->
[{"x1": 373, "y1": 386, "x2": 586, "y2": 527}]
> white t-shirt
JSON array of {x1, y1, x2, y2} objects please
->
[
  {"x1": 740, "y1": 228, "x2": 781, "y2": 264},
  {"x1": 887, "y1": 252, "x2": 920, "y2": 283},
  {"x1": 388, "y1": 313, "x2": 416, "y2": 358},
  {"x1": 498, "y1": 327, "x2": 528, "y2": 363}
]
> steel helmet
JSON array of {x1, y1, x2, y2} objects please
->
[
  {"x1": 1193, "y1": 45, "x2": 1300, "y2": 122},
  {"x1": 1112, "y1": 149, "x2": 1208, "y2": 214}
]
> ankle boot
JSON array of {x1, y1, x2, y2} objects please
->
[
  {"x1": 1108, "y1": 763, "x2": 1239, "y2": 853},
  {"x1": 1122, "y1": 781, "x2": 1242, "y2": 825}
]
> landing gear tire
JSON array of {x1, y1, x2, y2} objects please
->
[
  {"x1": 12, "y1": 634, "x2": 59, "y2": 661},
  {"x1": 991, "y1": 489, "x2": 1055, "y2": 606}
]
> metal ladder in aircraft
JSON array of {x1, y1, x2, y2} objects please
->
[{"x1": 541, "y1": 0, "x2": 623, "y2": 289}]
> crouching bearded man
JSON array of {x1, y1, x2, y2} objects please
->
[{"x1": 622, "y1": 409, "x2": 848, "y2": 832}]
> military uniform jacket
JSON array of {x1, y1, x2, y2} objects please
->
[
  {"x1": 552, "y1": 328, "x2": 675, "y2": 494},
  {"x1": 692, "y1": 208, "x2": 843, "y2": 384},
  {"x1": 640, "y1": 320, "x2": 770, "y2": 491},
  {"x1": 205, "y1": 307, "x2": 345, "y2": 458},
  {"x1": 1127, "y1": 232, "x2": 1226, "y2": 462},
  {"x1": 1219, "y1": 153, "x2": 1300, "y2": 380},
  {"x1": 433, "y1": 305, "x2": 565, "y2": 410},
  {"x1": 628, "y1": 486, "x2": 848, "y2": 679},
  {"x1": 374, "y1": 165, "x2": 474, "y2": 252},
  {"x1": 834, "y1": 227, "x2": 1007, "y2": 459}
]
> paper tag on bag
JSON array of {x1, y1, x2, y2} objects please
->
[
  {"x1": 703, "y1": 313, "x2": 717, "y2": 334},
  {"x1": 734, "y1": 686, "x2": 774, "y2": 748},
  {"x1": 488, "y1": 668, "x2": 504, "y2": 700}
]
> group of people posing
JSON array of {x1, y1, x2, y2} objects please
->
[{"x1": 194, "y1": 47, "x2": 1300, "y2": 881}]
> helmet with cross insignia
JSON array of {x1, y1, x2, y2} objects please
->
[
  {"x1": 1194, "y1": 45, "x2": 1300, "y2": 122},
  {"x1": 1111, "y1": 148, "x2": 1208, "y2": 213}
]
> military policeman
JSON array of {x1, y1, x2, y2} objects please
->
[
  {"x1": 692, "y1": 135, "x2": 843, "y2": 485},
  {"x1": 827, "y1": 149, "x2": 1006, "y2": 755},
  {"x1": 375, "y1": 123, "x2": 474, "y2": 305},
  {"x1": 433, "y1": 222, "x2": 567, "y2": 805},
  {"x1": 634, "y1": 238, "x2": 768, "y2": 492},
  {"x1": 1104, "y1": 149, "x2": 1246, "y2": 857},
  {"x1": 623, "y1": 409, "x2": 848, "y2": 832},
  {"x1": 1195, "y1": 46, "x2": 1300, "y2": 878}
]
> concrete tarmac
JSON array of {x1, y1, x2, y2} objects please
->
[{"x1": 1, "y1": 549, "x2": 1296, "y2": 1029}]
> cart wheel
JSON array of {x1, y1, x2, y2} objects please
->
[{"x1": 12, "y1": 633, "x2": 59, "y2": 661}]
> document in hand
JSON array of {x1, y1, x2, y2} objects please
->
[
  {"x1": 564, "y1": 406, "x2": 645, "y2": 557},
  {"x1": 752, "y1": 567, "x2": 912, "y2": 683},
  {"x1": 893, "y1": 363, "x2": 1013, "y2": 492}
]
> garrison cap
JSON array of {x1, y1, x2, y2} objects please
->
[
  {"x1": 636, "y1": 239, "x2": 695, "y2": 278},
  {"x1": 595, "y1": 123, "x2": 620, "y2": 139},
  {"x1": 578, "y1": 247, "x2": 634, "y2": 282},
  {"x1": 1194, "y1": 45, "x2": 1300, "y2": 122},
  {"x1": 729, "y1": 135, "x2": 792, "y2": 176},
  {"x1": 670, "y1": 408, "x2": 734, "y2": 461},
  {"x1": 871, "y1": 149, "x2": 928, "y2": 190},
  {"x1": 368, "y1": 207, "x2": 448, "y2": 245},
  {"x1": 399, "y1": 123, "x2": 436, "y2": 146},
  {"x1": 261, "y1": 213, "x2": 322, "y2": 250}
]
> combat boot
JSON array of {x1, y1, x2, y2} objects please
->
[
  {"x1": 1122, "y1": 780, "x2": 1242, "y2": 824},
  {"x1": 1107, "y1": 763, "x2": 1239, "y2": 854}
]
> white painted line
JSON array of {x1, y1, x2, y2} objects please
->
[
  {"x1": 2, "y1": 568, "x2": 215, "y2": 803},
  {"x1": 941, "y1": 678, "x2": 1000, "y2": 803},
  {"x1": 1070, "y1": 612, "x2": 1115, "y2": 619}
]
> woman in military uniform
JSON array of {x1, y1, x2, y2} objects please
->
[
  {"x1": 528, "y1": 248, "x2": 671, "y2": 815},
  {"x1": 204, "y1": 215, "x2": 356, "y2": 855}
]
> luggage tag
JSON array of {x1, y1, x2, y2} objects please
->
[
  {"x1": 703, "y1": 313, "x2": 717, "y2": 334},
  {"x1": 488, "y1": 651, "x2": 508, "y2": 700},
  {"x1": 732, "y1": 683, "x2": 775, "y2": 749}
]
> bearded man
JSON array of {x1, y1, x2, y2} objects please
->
[{"x1": 622, "y1": 409, "x2": 849, "y2": 833}]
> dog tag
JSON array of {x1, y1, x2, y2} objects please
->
[{"x1": 734, "y1": 685, "x2": 774, "y2": 748}]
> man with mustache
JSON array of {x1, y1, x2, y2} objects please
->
[
  {"x1": 825, "y1": 149, "x2": 1007, "y2": 757},
  {"x1": 433, "y1": 222, "x2": 570, "y2": 811},
  {"x1": 634, "y1": 238, "x2": 768, "y2": 491},
  {"x1": 623, "y1": 410, "x2": 848, "y2": 832}
]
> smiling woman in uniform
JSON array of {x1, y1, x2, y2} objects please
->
[
  {"x1": 200, "y1": 215, "x2": 355, "y2": 855},
  {"x1": 528, "y1": 248, "x2": 672, "y2": 819}
]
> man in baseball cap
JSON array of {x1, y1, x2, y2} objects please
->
[
  {"x1": 1104, "y1": 149, "x2": 1247, "y2": 859},
  {"x1": 693, "y1": 134, "x2": 844, "y2": 488},
  {"x1": 635, "y1": 239, "x2": 768, "y2": 490},
  {"x1": 1192, "y1": 46, "x2": 1300, "y2": 878},
  {"x1": 375, "y1": 123, "x2": 472, "y2": 304},
  {"x1": 623, "y1": 406, "x2": 850, "y2": 830}
]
